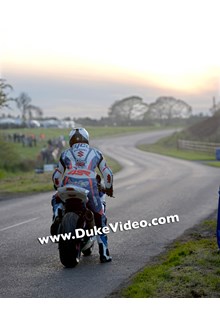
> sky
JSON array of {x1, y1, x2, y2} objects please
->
[{"x1": 1, "y1": 0, "x2": 220, "y2": 119}]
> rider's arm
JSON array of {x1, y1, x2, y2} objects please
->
[
  {"x1": 97, "y1": 151, "x2": 113, "y2": 196},
  {"x1": 52, "y1": 153, "x2": 66, "y2": 189}
]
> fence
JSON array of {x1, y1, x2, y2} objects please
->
[{"x1": 177, "y1": 139, "x2": 220, "y2": 154}]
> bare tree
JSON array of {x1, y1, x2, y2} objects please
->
[
  {"x1": 27, "y1": 105, "x2": 43, "y2": 120},
  {"x1": 16, "y1": 92, "x2": 32, "y2": 121},
  {"x1": 16, "y1": 92, "x2": 43, "y2": 121},
  {"x1": 0, "y1": 79, "x2": 15, "y2": 109}
]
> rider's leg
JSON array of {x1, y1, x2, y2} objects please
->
[
  {"x1": 50, "y1": 193, "x2": 64, "y2": 235},
  {"x1": 87, "y1": 188, "x2": 112, "y2": 263},
  {"x1": 93, "y1": 212, "x2": 112, "y2": 263}
]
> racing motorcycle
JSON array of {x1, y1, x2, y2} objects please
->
[{"x1": 54, "y1": 184, "x2": 96, "y2": 268}]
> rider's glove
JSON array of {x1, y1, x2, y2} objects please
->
[{"x1": 105, "y1": 187, "x2": 113, "y2": 197}]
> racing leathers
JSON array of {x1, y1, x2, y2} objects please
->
[{"x1": 52, "y1": 142, "x2": 113, "y2": 262}]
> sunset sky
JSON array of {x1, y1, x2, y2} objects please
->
[{"x1": 1, "y1": 0, "x2": 220, "y2": 118}]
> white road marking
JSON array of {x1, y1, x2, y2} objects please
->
[
  {"x1": 0, "y1": 217, "x2": 39, "y2": 232},
  {"x1": 126, "y1": 185, "x2": 136, "y2": 190}
]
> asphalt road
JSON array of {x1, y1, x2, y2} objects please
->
[{"x1": 0, "y1": 129, "x2": 220, "y2": 298}]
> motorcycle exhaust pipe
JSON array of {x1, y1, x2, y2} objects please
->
[{"x1": 84, "y1": 209, "x2": 95, "y2": 229}]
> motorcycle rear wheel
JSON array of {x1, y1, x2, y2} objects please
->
[{"x1": 58, "y1": 212, "x2": 80, "y2": 268}]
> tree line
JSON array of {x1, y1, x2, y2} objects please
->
[
  {"x1": 107, "y1": 96, "x2": 193, "y2": 126},
  {"x1": 1, "y1": 78, "x2": 217, "y2": 127}
]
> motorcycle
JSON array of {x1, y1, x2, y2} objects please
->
[{"x1": 55, "y1": 184, "x2": 96, "y2": 268}]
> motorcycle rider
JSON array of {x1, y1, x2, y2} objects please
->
[{"x1": 51, "y1": 127, "x2": 113, "y2": 263}]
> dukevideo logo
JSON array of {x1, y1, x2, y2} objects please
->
[{"x1": 38, "y1": 214, "x2": 180, "y2": 245}]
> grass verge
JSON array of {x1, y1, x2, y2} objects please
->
[
  {"x1": 138, "y1": 139, "x2": 220, "y2": 167},
  {"x1": 0, "y1": 155, "x2": 121, "y2": 197},
  {"x1": 115, "y1": 212, "x2": 220, "y2": 298}
]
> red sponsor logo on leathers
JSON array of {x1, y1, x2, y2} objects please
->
[
  {"x1": 68, "y1": 170, "x2": 91, "y2": 177},
  {"x1": 107, "y1": 174, "x2": 111, "y2": 183}
]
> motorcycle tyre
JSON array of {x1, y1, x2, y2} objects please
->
[{"x1": 58, "y1": 212, "x2": 80, "y2": 268}]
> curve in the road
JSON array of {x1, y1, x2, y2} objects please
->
[{"x1": 0, "y1": 129, "x2": 219, "y2": 297}]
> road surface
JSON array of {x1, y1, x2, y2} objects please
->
[{"x1": 0, "y1": 129, "x2": 219, "y2": 297}]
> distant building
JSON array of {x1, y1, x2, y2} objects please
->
[
  {"x1": 0, "y1": 117, "x2": 23, "y2": 128},
  {"x1": 0, "y1": 117, "x2": 75, "y2": 129}
]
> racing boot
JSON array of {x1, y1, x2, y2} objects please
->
[
  {"x1": 97, "y1": 235, "x2": 112, "y2": 263},
  {"x1": 81, "y1": 209, "x2": 96, "y2": 253}
]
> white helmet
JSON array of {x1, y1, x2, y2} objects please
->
[{"x1": 69, "y1": 128, "x2": 89, "y2": 146}]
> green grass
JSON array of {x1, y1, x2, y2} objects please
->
[
  {"x1": 0, "y1": 154, "x2": 121, "y2": 195},
  {"x1": 203, "y1": 161, "x2": 220, "y2": 168},
  {"x1": 1, "y1": 126, "x2": 138, "y2": 195},
  {"x1": 0, "y1": 154, "x2": 121, "y2": 196},
  {"x1": 138, "y1": 143, "x2": 220, "y2": 168},
  {"x1": 138, "y1": 143, "x2": 215, "y2": 161},
  {"x1": 1, "y1": 126, "x2": 157, "y2": 161},
  {"x1": 2, "y1": 125, "x2": 159, "y2": 141},
  {"x1": 0, "y1": 171, "x2": 53, "y2": 194},
  {"x1": 137, "y1": 131, "x2": 220, "y2": 167},
  {"x1": 119, "y1": 216, "x2": 220, "y2": 298}
]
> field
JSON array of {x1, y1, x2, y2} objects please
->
[
  {"x1": 1, "y1": 126, "x2": 157, "y2": 161},
  {"x1": 0, "y1": 126, "x2": 156, "y2": 196}
]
